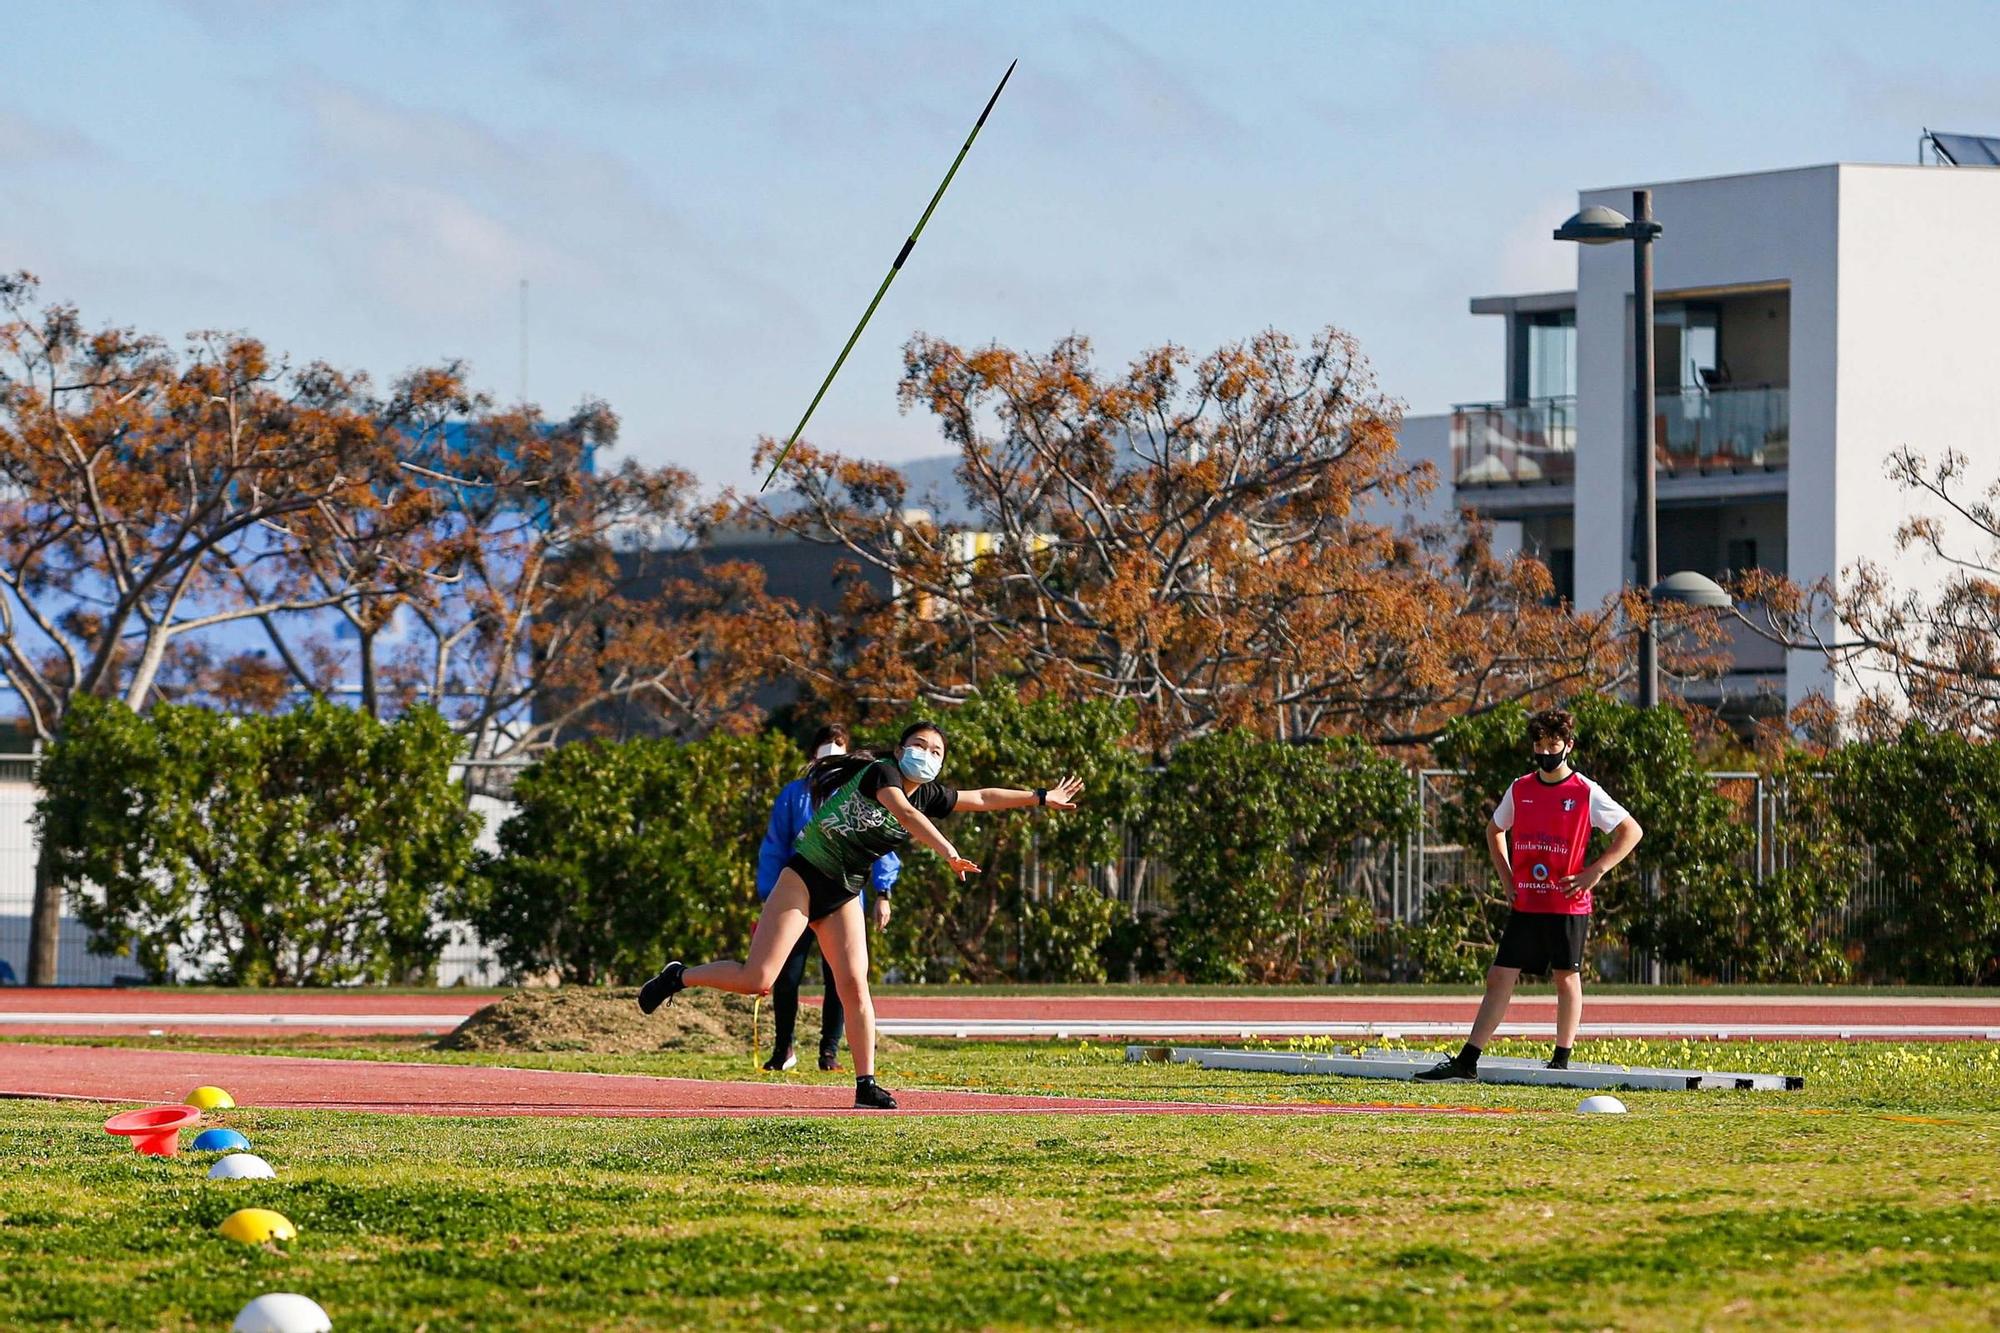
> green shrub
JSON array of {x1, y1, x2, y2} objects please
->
[
  {"x1": 1822, "y1": 725, "x2": 2000, "y2": 984},
  {"x1": 37, "y1": 697, "x2": 478, "y2": 985},
  {"x1": 466, "y1": 730, "x2": 797, "y2": 985},
  {"x1": 1014, "y1": 884, "x2": 1120, "y2": 984},
  {"x1": 1153, "y1": 731, "x2": 1413, "y2": 982}
]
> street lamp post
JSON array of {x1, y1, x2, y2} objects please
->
[
  {"x1": 1555, "y1": 190, "x2": 1667, "y2": 706},
  {"x1": 1631, "y1": 191, "x2": 1659, "y2": 709},
  {"x1": 1551, "y1": 194, "x2": 1735, "y2": 991}
]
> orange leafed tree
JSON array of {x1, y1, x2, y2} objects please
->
[
  {"x1": 748, "y1": 328, "x2": 1626, "y2": 748},
  {"x1": 242, "y1": 393, "x2": 795, "y2": 763},
  {"x1": 0, "y1": 274, "x2": 797, "y2": 979},
  {"x1": 0, "y1": 272, "x2": 431, "y2": 738}
]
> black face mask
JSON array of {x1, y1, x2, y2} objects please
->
[{"x1": 1534, "y1": 750, "x2": 1568, "y2": 773}]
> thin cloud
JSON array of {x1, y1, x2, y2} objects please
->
[
  {"x1": 1824, "y1": 44, "x2": 2000, "y2": 134},
  {"x1": 0, "y1": 107, "x2": 101, "y2": 165},
  {"x1": 277, "y1": 78, "x2": 805, "y2": 340},
  {"x1": 1424, "y1": 37, "x2": 1682, "y2": 124}
]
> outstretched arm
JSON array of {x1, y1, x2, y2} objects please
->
[
  {"x1": 955, "y1": 774, "x2": 1084, "y2": 813},
  {"x1": 875, "y1": 785, "x2": 981, "y2": 877}
]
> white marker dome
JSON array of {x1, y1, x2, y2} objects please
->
[
  {"x1": 208, "y1": 1152, "x2": 277, "y2": 1180},
  {"x1": 232, "y1": 1292, "x2": 332, "y2": 1332}
]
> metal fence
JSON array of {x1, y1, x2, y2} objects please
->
[
  {"x1": 1017, "y1": 768, "x2": 1906, "y2": 984},
  {"x1": 2, "y1": 761, "x2": 1907, "y2": 987}
]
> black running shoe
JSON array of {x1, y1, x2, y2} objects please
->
[
  {"x1": 818, "y1": 1052, "x2": 843, "y2": 1073},
  {"x1": 1546, "y1": 1056, "x2": 1570, "y2": 1071},
  {"x1": 763, "y1": 1047, "x2": 797, "y2": 1073},
  {"x1": 853, "y1": 1080, "x2": 898, "y2": 1110},
  {"x1": 636, "y1": 961, "x2": 686, "y2": 1015},
  {"x1": 1413, "y1": 1057, "x2": 1476, "y2": 1083}
]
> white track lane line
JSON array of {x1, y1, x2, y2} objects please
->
[
  {"x1": 876, "y1": 1020, "x2": 2000, "y2": 1039},
  {"x1": 0, "y1": 1012, "x2": 470, "y2": 1028},
  {"x1": 3, "y1": 1014, "x2": 1995, "y2": 1039}
]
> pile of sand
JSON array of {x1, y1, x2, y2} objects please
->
[{"x1": 436, "y1": 984, "x2": 825, "y2": 1056}]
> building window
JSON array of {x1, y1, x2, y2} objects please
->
[
  {"x1": 1548, "y1": 547, "x2": 1575, "y2": 605},
  {"x1": 1524, "y1": 311, "x2": 1575, "y2": 402}
]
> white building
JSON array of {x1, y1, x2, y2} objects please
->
[{"x1": 1399, "y1": 158, "x2": 2000, "y2": 717}]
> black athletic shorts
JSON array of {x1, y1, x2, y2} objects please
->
[
  {"x1": 784, "y1": 853, "x2": 863, "y2": 922},
  {"x1": 1494, "y1": 910, "x2": 1589, "y2": 975}
]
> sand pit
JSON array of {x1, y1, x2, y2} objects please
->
[{"x1": 437, "y1": 985, "x2": 845, "y2": 1056}]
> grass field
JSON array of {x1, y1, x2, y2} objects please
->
[{"x1": 3, "y1": 1033, "x2": 1998, "y2": 1330}]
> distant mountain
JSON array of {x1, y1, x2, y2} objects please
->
[{"x1": 894, "y1": 454, "x2": 983, "y2": 526}]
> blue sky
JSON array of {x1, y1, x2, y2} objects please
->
[{"x1": 5, "y1": 1, "x2": 1998, "y2": 488}]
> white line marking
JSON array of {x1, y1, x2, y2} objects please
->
[
  {"x1": 2, "y1": 1014, "x2": 1994, "y2": 1040},
  {"x1": 871, "y1": 1020, "x2": 1997, "y2": 1039},
  {"x1": 0, "y1": 1013, "x2": 466, "y2": 1029}
]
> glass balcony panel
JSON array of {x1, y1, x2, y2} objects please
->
[
  {"x1": 1452, "y1": 396, "x2": 1575, "y2": 487},
  {"x1": 1655, "y1": 385, "x2": 1788, "y2": 474}
]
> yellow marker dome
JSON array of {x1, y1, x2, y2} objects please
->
[
  {"x1": 218, "y1": 1208, "x2": 297, "y2": 1245},
  {"x1": 186, "y1": 1086, "x2": 236, "y2": 1110}
]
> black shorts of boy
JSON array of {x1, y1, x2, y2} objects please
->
[
  {"x1": 1493, "y1": 910, "x2": 1589, "y2": 976},
  {"x1": 785, "y1": 853, "x2": 866, "y2": 922}
]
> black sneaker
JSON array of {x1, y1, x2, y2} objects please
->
[
  {"x1": 1546, "y1": 1056, "x2": 1571, "y2": 1071},
  {"x1": 818, "y1": 1052, "x2": 843, "y2": 1073},
  {"x1": 636, "y1": 961, "x2": 686, "y2": 1015},
  {"x1": 1413, "y1": 1057, "x2": 1477, "y2": 1083},
  {"x1": 763, "y1": 1047, "x2": 798, "y2": 1073},
  {"x1": 853, "y1": 1080, "x2": 898, "y2": 1110}
]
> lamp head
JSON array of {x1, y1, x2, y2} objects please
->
[
  {"x1": 1652, "y1": 570, "x2": 1734, "y2": 609},
  {"x1": 1554, "y1": 204, "x2": 1635, "y2": 245}
]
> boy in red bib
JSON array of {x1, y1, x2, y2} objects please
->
[{"x1": 1417, "y1": 708, "x2": 1643, "y2": 1081}]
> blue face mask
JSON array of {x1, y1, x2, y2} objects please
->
[{"x1": 898, "y1": 746, "x2": 943, "y2": 783}]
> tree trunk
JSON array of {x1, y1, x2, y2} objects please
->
[
  {"x1": 358, "y1": 628, "x2": 377, "y2": 719},
  {"x1": 27, "y1": 850, "x2": 59, "y2": 985}
]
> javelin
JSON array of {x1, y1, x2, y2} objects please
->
[{"x1": 760, "y1": 59, "x2": 1018, "y2": 491}]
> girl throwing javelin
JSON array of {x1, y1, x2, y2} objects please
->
[{"x1": 637, "y1": 720, "x2": 1083, "y2": 1109}]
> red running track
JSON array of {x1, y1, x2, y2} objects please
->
[
  {"x1": 0, "y1": 1044, "x2": 1506, "y2": 1119},
  {"x1": 2, "y1": 989, "x2": 1998, "y2": 1038}
]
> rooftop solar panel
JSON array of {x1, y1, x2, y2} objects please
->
[{"x1": 1929, "y1": 131, "x2": 2000, "y2": 166}]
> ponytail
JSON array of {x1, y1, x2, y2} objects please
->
[{"x1": 807, "y1": 751, "x2": 878, "y2": 805}]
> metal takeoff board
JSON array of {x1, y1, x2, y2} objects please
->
[{"x1": 1125, "y1": 1045, "x2": 1803, "y2": 1092}]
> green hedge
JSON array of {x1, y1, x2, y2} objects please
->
[
  {"x1": 463, "y1": 730, "x2": 797, "y2": 985},
  {"x1": 33, "y1": 692, "x2": 1997, "y2": 987},
  {"x1": 1821, "y1": 725, "x2": 2000, "y2": 984},
  {"x1": 1153, "y1": 731, "x2": 1414, "y2": 983},
  {"x1": 38, "y1": 697, "x2": 479, "y2": 985}
]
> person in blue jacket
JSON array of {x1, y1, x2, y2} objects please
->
[{"x1": 755, "y1": 722, "x2": 900, "y2": 1072}]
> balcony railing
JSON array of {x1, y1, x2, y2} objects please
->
[
  {"x1": 1657, "y1": 385, "x2": 1788, "y2": 474},
  {"x1": 1452, "y1": 385, "x2": 1789, "y2": 488},
  {"x1": 1452, "y1": 396, "x2": 1575, "y2": 487}
]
